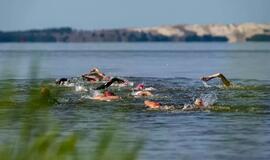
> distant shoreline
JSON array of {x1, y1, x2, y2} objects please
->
[{"x1": 1, "y1": 23, "x2": 270, "y2": 43}]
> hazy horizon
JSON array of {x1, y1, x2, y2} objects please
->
[{"x1": 1, "y1": 0, "x2": 270, "y2": 31}]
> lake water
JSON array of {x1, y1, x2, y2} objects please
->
[{"x1": 0, "y1": 43, "x2": 270, "y2": 159}]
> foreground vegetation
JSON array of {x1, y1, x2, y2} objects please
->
[{"x1": 0, "y1": 65, "x2": 143, "y2": 160}]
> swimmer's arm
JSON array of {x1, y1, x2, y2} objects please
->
[
  {"x1": 92, "y1": 96, "x2": 120, "y2": 101},
  {"x1": 82, "y1": 75, "x2": 97, "y2": 82},
  {"x1": 218, "y1": 73, "x2": 231, "y2": 87},
  {"x1": 201, "y1": 73, "x2": 231, "y2": 87},
  {"x1": 81, "y1": 74, "x2": 90, "y2": 78},
  {"x1": 82, "y1": 71, "x2": 104, "y2": 80},
  {"x1": 89, "y1": 72, "x2": 105, "y2": 80},
  {"x1": 95, "y1": 77, "x2": 125, "y2": 90}
]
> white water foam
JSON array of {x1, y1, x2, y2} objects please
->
[
  {"x1": 200, "y1": 92, "x2": 217, "y2": 107},
  {"x1": 75, "y1": 85, "x2": 88, "y2": 92},
  {"x1": 202, "y1": 81, "x2": 211, "y2": 88}
]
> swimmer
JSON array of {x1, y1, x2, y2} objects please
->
[
  {"x1": 132, "y1": 90, "x2": 153, "y2": 97},
  {"x1": 144, "y1": 98, "x2": 205, "y2": 110},
  {"x1": 193, "y1": 98, "x2": 204, "y2": 108},
  {"x1": 91, "y1": 91, "x2": 120, "y2": 101},
  {"x1": 55, "y1": 78, "x2": 75, "y2": 87},
  {"x1": 82, "y1": 67, "x2": 110, "y2": 82},
  {"x1": 134, "y1": 83, "x2": 155, "y2": 91},
  {"x1": 144, "y1": 100, "x2": 161, "y2": 109},
  {"x1": 135, "y1": 83, "x2": 145, "y2": 90},
  {"x1": 132, "y1": 83, "x2": 153, "y2": 97},
  {"x1": 55, "y1": 78, "x2": 69, "y2": 85},
  {"x1": 201, "y1": 73, "x2": 231, "y2": 87}
]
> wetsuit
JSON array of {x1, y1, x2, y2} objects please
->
[
  {"x1": 95, "y1": 77, "x2": 125, "y2": 90},
  {"x1": 56, "y1": 78, "x2": 68, "y2": 85}
]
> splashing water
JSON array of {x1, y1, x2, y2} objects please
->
[
  {"x1": 92, "y1": 90, "x2": 101, "y2": 97},
  {"x1": 144, "y1": 87, "x2": 156, "y2": 91},
  {"x1": 200, "y1": 92, "x2": 218, "y2": 107},
  {"x1": 81, "y1": 89, "x2": 101, "y2": 100},
  {"x1": 75, "y1": 85, "x2": 88, "y2": 92},
  {"x1": 202, "y1": 81, "x2": 211, "y2": 88}
]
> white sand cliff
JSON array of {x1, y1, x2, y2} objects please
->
[{"x1": 129, "y1": 23, "x2": 270, "y2": 42}]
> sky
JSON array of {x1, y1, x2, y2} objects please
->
[{"x1": 0, "y1": 0, "x2": 270, "y2": 31}]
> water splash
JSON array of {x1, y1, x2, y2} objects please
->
[
  {"x1": 202, "y1": 81, "x2": 211, "y2": 88},
  {"x1": 92, "y1": 90, "x2": 101, "y2": 97},
  {"x1": 75, "y1": 85, "x2": 88, "y2": 92},
  {"x1": 145, "y1": 87, "x2": 156, "y2": 91},
  {"x1": 200, "y1": 92, "x2": 217, "y2": 107}
]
